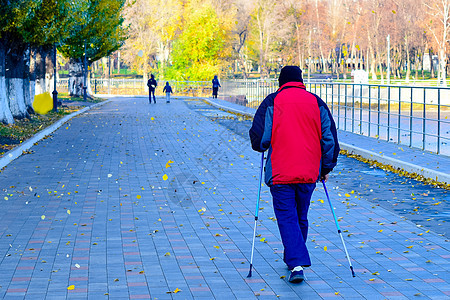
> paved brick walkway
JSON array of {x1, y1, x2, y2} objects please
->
[{"x1": 0, "y1": 97, "x2": 449, "y2": 299}]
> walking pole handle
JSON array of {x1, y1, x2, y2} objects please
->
[{"x1": 254, "y1": 152, "x2": 264, "y2": 219}]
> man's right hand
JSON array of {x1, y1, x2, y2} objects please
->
[{"x1": 319, "y1": 173, "x2": 329, "y2": 183}]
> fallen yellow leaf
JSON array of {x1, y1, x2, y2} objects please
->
[
  {"x1": 165, "y1": 160, "x2": 174, "y2": 168},
  {"x1": 162, "y1": 174, "x2": 168, "y2": 181},
  {"x1": 67, "y1": 285, "x2": 75, "y2": 290}
]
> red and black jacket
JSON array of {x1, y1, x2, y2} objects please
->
[{"x1": 249, "y1": 82, "x2": 339, "y2": 186}]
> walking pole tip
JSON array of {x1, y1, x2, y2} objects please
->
[{"x1": 247, "y1": 264, "x2": 253, "y2": 278}]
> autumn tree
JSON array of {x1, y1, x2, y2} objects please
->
[
  {"x1": 59, "y1": 0, "x2": 127, "y2": 96},
  {"x1": 166, "y1": 1, "x2": 227, "y2": 80},
  {"x1": 122, "y1": 0, "x2": 182, "y2": 82},
  {"x1": 424, "y1": 0, "x2": 450, "y2": 86},
  {"x1": 249, "y1": 0, "x2": 289, "y2": 78}
]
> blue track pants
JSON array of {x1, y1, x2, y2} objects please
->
[{"x1": 270, "y1": 183, "x2": 316, "y2": 270}]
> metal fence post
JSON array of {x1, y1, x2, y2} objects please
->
[
  {"x1": 377, "y1": 85, "x2": 380, "y2": 139},
  {"x1": 344, "y1": 84, "x2": 348, "y2": 131},
  {"x1": 398, "y1": 87, "x2": 401, "y2": 144},
  {"x1": 387, "y1": 86, "x2": 391, "y2": 141},
  {"x1": 423, "y1": 89, "x2": 426, "y2": 150},
  {"x1": 368, "y1": 85, "x2": 371, "y2": 137},
  {"x1": 410, "y1": 87, "x2": 413, "y2": 147},
  {"x1": 337, "y1": 83, "x2": 341, "y2": 129},
  {"x1": 437, "y1": 88, "x2": 441, "y2": 154},
  {"x1": 359, "y1": 84, "x2": 363, "y2": 134},
  {"x1": 331, "y1": 84, "x2": 334, "y2": 114},
  {"x1": 352, "y1": 84, "x2": 355, "y2": 133}
]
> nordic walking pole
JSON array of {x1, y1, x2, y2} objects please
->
[
  {"x1": 322, "y1": 180, "x2": 356, "y2": 277},
  {"x1": 247, "y1": 152, "x2": 265, "y2": 278}
]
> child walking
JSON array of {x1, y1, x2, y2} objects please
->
[{"x1": 163, "y1": 82, "x2": 173, "y2": 103}]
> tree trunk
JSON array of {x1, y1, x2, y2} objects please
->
[
  {"x1": 29, "y1": 48, "x2": 36, "y2": 112},
  {"x1": 68, "y1": 58, "x2": 83, "y2": 97},
  {"x1": 45, "y1": 48, "x2": 55, "y2": 94},
  {"x1": 414, "y1": 50, "x2": 420, "y2": 80},
  {"x1": 371, "y1": 55, "x2": 377, "y2": 80},
  {"x1": 369, "y1": 45, "x2": 377, "y2": 80},
  {"x1": 117, "y1": 51, "x2": 121, "y2": 74},
  {"x1": 102, "y1": 57, "x2": 108, "y2": 78},
  {"x1": 375, "y1": 35, "x2": 384, "y2": 84},
  {"x1": 296, "y1": 23, "x2": 302, "y2": 68},
  {"x1": 6, "y1": 37, "x2": 29, "y2": 119},
  {"x1": 86, "y1": 67, "x2": 94, "y2": 97},
  {"x1": 307, "y1": 29, "x2": 312, "y2": 81},
  {"x1": 405, "y1": 34, "x2": 411, "y2": 83},
  {"x1": 0, "y1": 37, "x2": 14, "y2": 124},
  {"x1": 34, "y1": 47, "x2": 50, "y2": 95},
  {"x1": 430, "y1": 49, "x2": 435, "y2": 79},
  {"x1": 23, "y1": 46, "x2": 34, "y2": 114},
  {"x1": 439, "y1": 48, "x2": 447, "y2": 86}
]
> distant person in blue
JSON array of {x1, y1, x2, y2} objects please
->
[
  {"x1": 212, "y1": 75, "x2": 221, "y2": 98},
  {"x1": 147, "y1": 74, "x2": 157, "y2": 103},
  {"x1": 163, "y1": 82, "x2": 173, "y2": 103}
]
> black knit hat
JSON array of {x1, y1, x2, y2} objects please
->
[{"x1": 278, "y1": 66, "x2": 303, "y2": 87}]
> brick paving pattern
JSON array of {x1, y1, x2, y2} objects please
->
[{"x1": 0, "y1": 97, "x2": 448, "y2": 299}]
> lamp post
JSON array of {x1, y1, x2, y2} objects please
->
[
  {"x1": 83, "y1": 42, "x2": 87, "y2": 101},
  {"x1": 52, "y1": 43, "x2": 58, "y2": 112}
]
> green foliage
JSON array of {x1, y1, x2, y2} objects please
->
[
  {"x1": 21, "y1": 0, "x2": 89, "y2": 46},
  {"x1": 0, "y1": 0, "x2": 41, "y2": 39},
  {"x1": 165, "y1": 2, "x2": 224, "y2": 80},
  {"x1": 58, "y1": 0, "x2": 127, "y2": 63}
]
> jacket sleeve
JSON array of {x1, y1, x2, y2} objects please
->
[
  {"x1": 316, "y1": 96, "x2": 340, "y2": 176},
  {"x1": 249, "y1": 94, "x2": 275, "y2": 152}
]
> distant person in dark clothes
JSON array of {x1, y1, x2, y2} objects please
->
[
  {"x1": 163, "y1": 82, "x2": 173, "y2": 103},
  {"x1": 147, "y1": 74, "x2": 157, "y2": 103},
  {"x1": 212, "y1": 75, "x2": 221, "y2": 98},
  {"x1": 249, "y1": 66, "x2": 339, "y2": 284}
]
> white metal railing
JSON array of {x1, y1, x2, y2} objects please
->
[{"x1": 57, "y1": 78, "x2": 449, "y2": 156}]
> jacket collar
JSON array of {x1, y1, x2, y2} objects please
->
[{"x1": 277, "y1": 81, "x2": 306, "y2": 92}]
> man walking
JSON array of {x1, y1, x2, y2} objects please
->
[
  {"x1": 147, "y1": 74, "x2": 157, "y2": 103},
  {"x1": 212, "y1": 75, "x2": 221, "y2": 98},
  {"x1": 249, "y1": 66, "x2": 339, "y2": 283}
]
